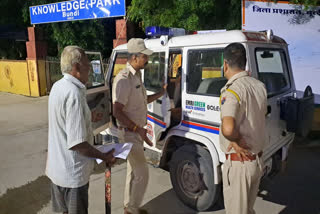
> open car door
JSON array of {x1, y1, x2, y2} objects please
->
[
  {"x1": 143, "y1": 49, "x2": 172, "y2": 149},
  {"x1": 85, "y1": 51, "x2": 111, "y2": 137}
]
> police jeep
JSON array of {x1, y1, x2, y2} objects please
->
[{"x1": 88, "y1": 27, "x2": 314, "y2": 211}]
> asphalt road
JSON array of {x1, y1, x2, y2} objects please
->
[{"x1": 0, "y1": 92, "x2": 319, "y2": 214}]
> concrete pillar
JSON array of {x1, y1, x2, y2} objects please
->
[{"x1": 26, "y1": 27, "x2": 47, "y2": 96}]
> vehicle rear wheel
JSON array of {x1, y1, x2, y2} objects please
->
[{"x1": 169, "y1": 144, "x2": 220, "y2": 211}]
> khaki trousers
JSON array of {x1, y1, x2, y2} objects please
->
[
  {"x1": 222, "y1": 156, "x2": 263, "y2": 214},
  {"x1": 118, "y1": 130, "x2": 149, "y2": 214}
]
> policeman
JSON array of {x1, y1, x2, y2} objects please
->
[
  {"x1": 112, "y1": 38, "x2": 167, "y2": 214},
  {"x1": 219, "y1": 43, "x2": 267, "y2": 214}
]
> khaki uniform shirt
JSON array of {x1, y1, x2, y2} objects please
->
[
  {"x1": 112, "y1": 62, "x2": 148, "y2": 127},
  {"x1": 219, "y1": 71, "x2": 267, "y2": 154}
]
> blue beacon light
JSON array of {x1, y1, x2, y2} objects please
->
[{"x1": 145, "y1": 26, "x2": 185, "y2": 37}]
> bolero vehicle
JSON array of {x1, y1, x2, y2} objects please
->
[{"x1": 88, "y1": 28, "x2": 314, "y2": 211}]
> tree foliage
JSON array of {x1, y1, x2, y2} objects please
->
[
  {"x1": 286, "y1": 0, "x2": 319, "y2": 7},
  {"x1": 0, "y1": 0, "x2": 115, "y2": 59},
  {"x1": 127, "y1": 0, "x2": 241, "y2": 31},
  {"x1": 0, "y1": 0, "x2": 27, "y2": 59},
  {"x1": 21, "y1": 0, "x2": 115, "y2": 57},
  {"x1": 127, "y1": 0, "x2": 319, "y2": 32},
  {"x1": 0, "y1": 0, "x2": 319, "y2": 59}
]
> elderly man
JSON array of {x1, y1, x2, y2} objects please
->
[
  {"x1": 219, "y1": 43, "x2": 267, "y2": 214},
  {"x1": 112, "y1": 38, "x2": 166, "y2": 214},
  {"x1": 46, "y1": 46, "x2": 115, "y2": 214}
]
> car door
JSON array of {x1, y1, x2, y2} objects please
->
[
  {"x1": 249, "y1": 46, "x2": 295, "y2": 157},
  {"x1": 181, "y1": 46, "x2": 226, "y2": 138},
  {"x1": 143, "y1": 50, "x2": 171, "y2": 148},
  {"x1": 85, "y1": 51, "x2": 111, "y2": 138}
]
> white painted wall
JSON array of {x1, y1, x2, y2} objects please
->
[{"x1": 242, "y1": 0, "x2": 320, "y2": 94}]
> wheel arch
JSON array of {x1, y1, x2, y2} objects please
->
[{"x1": 160, "y1": 129, "x2": 222, "y2": 184}]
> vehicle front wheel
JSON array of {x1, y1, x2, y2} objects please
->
[{"x1": 169, "y1": 144, "x2": 220, "y2": 211}]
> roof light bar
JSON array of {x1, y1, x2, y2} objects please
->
[{"x1": 145, "y1": 26, "x2": 185, "y2": 38}]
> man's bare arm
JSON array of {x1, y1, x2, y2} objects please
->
[
  {"x1": 113, "y1": 102, "x2": 137, "y2": 130},
  {"x1": 221, "y1": 116, "x2": 241, "y2": 142},
  {"x1": 147, "y1": 91, "x2": 165, "y2": 104},
  {"x1": 147, "y1": 83, "x2": 167, "y2": 104},
  {"x1": 70, "y1": 142, "x2": 115, "y2": 164},
  {"x1": 113, "y1": 102, "x2": 153, "y2": 146},
  {"x1": 222, "y1": 116, "x2": 251, "y2": 161}
]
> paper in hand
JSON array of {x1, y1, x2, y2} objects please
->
[{"x1": 95, "y1": 143, "x2": 133, "y2": 164}]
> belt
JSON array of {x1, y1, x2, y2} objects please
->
[{"x1": 226, "y1": 151, "x2": 263, "y2": 161}]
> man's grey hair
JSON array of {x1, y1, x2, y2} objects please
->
[{"x1": 60, "y1": 46, "x2": 84, "y2": 74}]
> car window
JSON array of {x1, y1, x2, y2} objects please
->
[
  {"x1": 85, "y1": 52, "x2": 104, "y2": 89},
  {"x1": 144, "y1": 52, "x2": 166, "y2": 92},
  {"x1": 255, "y1": 49, "x2": 290, "y2": 96},
  {"x1": 187, "y1": 49, "x2": 226, "y2": 96},
  {"x1": 112, "y1": 52, "x2": 128, "y2": 77}
]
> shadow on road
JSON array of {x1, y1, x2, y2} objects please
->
[
  {"x1": 0, "y1": 176, "x2": 50, "y2": 214},
  {"x1": 1, "y1": 143, "x2": 319, "y2": 214},
  {"x1": 141, "y1": 189, "x2": 198, "y2": 214},
  {"x1": 259, "y1": 145, "x2": 320, "y2": 214},
  {"x1": 141, "y1": 144, "x2": 320, "y2": 214},
  {"x1": 141, "y1": 188, "x2": 224, "y2": 214}
]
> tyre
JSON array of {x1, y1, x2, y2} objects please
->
[{"x1": 169, "y1": 144, "x2": 220, "y2": 211}]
